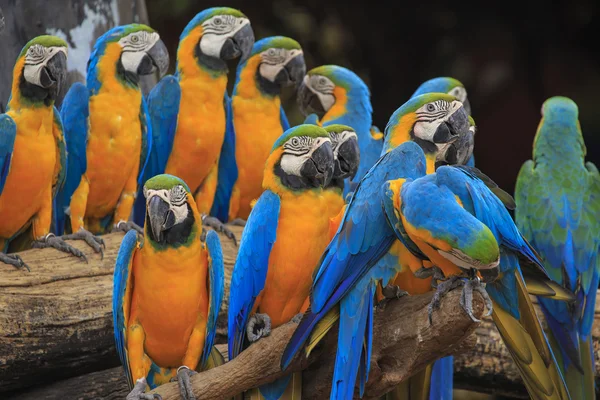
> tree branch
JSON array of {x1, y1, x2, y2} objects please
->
[{"x1": 150, "y1": 289, "x2": 484, "y2": 400}]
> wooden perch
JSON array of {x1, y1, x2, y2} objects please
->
[
  {"x1": 0, "y1": 228, "x2": 241, "y2": 394},
  {"x1": 2, "y1": 226, "x2": 599, "y2": 399},
  {"x1": 148, "y1": 289, "x2": 483, "y2": 400}
]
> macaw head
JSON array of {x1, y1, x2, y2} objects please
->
[
  {"x1": 297, "y1": 65, "x2": 371, "y2": 120},
  {"x1": 178, "y1": 7, "x2": 254, "y2": 73},
  {"x1": 143, "y1": 174, "x2": 198, "y2": 247},
  {"x1": 88, "y1": 24, "x2": 169, "y2": 90},
  {"x1": 242, "y1": 36, "x2": 305, "y2": 95},
  {"x1": 324, "y1": 124, "x2": 360, "y2": 181},
  {"x1": 411, "y1": 77, "x2": 470, "y2": 115},
  {"x1": 12, "y1": 35, "x2": 67, "y2": 106},
  {"x1": 533, "y1": 96, "x2": 584, "y2": 159},
  {"x1": 265, "y1": 124, "x2": 335, "y2": 191},
  {"x1": 384, "y1": 93, "x2": 471, "y2": 171}
]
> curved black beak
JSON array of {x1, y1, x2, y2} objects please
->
[
  {"x1": 220, "y1": 23, "x2": 254, "y2": 62},
  {"x1": 301, "y1": 141, "x2": 334, "y2": 188},
  {"x1": 42, "y1": 51, "x2": 67, "y2": 98},
  {"x1": 147, "y1": 195, "x2": 175, "y2": 243},
  {"x1": 433, "y1": 105, "x2": 469, "y2": 144},
  {"x1": 275, "y1": 54, "x2": 306, "y2": 87},
  {"x1": 297, "y1": 81, "x2": 326, "y2": 118},
  {"x1": 334, "y1": 137, "x2": 360, "y2": 180},
  {"x1": 140, "y1": 39, "x2": 169, "y2": 77}
]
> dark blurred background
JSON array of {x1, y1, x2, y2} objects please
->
[
  {"x1": 0, "y1": 0, "x2": 598, "y2": 191},
  {"x1": 146, "y1": 0, "x2": 600, "y2": 193}
]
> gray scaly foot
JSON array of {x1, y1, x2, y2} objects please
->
[
  {"x1": 62, "y1": 228, "x2": 105, "y2": 258},
  {"x1": 247, "y1": 313, "x2": 271, "y2": 342},
  {"x1": 202, "y1": 215, "x2": 237, "y2": 246},
  {"x1": 377, "y1": 284, "x2": 408, "y2": 310},
  {"x1": 32, "y1": 233, "x2": 88, "y2": 262},
  {"x1": 459, "y1": 277, "x2": 493, "y2": 322},
  {"x1": 126, "y1": 377, "x2": 162, "y2": 400},
  {"x1": 229, "y1": 218, "x2": 247, "y2": 227},
  {"x1": 427, "y1": 276, "x2": 465, "y2": 325},
  {"x1": 113, "y1": 220, "x2": 143, "y2": 235},
  {"x1": 175, "y1": 366, "x2": 197, "y2": 400},
  {"x1": 414, "y1": 266, "x2": 446, "y2": 284},
  {"x1": 0, "y1": 252, "x2": 30, "y2": 271}
]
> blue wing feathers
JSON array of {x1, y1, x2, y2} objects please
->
[
  {"x1": 202, "y1": 230, "x2": 224, "y2": 367},
  {"x1": 0, "y1": 114, "x2": 17, "y2": 196},
  {"x1": 211, "y1": 94, "x2": 238, "y2": 222},
  {"x1": 55, "y1": 82, "x2": 89, "y2": 235},
  {"x1": 429, "y1": 356, "x2": 454, "y2": 400},
  {"x1": 279, "y1": 105, "x2": 290, "y2": 131},
  {"x1": 227, "y1": 190, "x2": 280, "y2": 361},
  {"x1": 112, "y1": 230, "x2": 139, "y2": 390}
]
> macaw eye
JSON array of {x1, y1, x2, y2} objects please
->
[
  {"x1": 268, "y1": 48, "x2": 276, "y2": 56},
  {"x1": 214, "y1": 17, "x2": 222, "y2": 25},
  {"x1": 426, "y1": 104, "x2": 436, "y2": 112},
  {"x1": 131, "y1": 35, "x2": 139, "y2": 43},
  {"x1": 318, "y1": 77, "x2": 326, "y2": 85},
  {"x1": 291, "y1": 137, "x2": 300, "y2": 146}
]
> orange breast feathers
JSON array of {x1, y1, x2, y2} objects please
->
[
  {"x1": 255, "y1": 190, "x2": 331, "y2": 328},
  {"x1": 0, "y1": 106, "x2": 56, "y2": 239},
  {"x1": 84, "y1": 42, "x2": 143, "y2": 218},
  {"x1": 232, "y1": 57, "x2": 286, "y2": 219},
  {"x1": 130, "y1": 238, "x2": 209, "y2": 368},
  {"x1": 323, "y1": 189, "x2": 346, "y2": 240},
  {"x1": 165, "y1": 28, "x2": 228, "y2": 193}
]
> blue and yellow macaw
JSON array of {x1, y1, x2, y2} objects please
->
[
  {"x1": 228, "y1": 125, "x2": 335, "y2": 400},
  {"x1": 412, "y1": 76, "x2": 475, "y2": 167},
  {"x1": 281, "y1": 141, "x2": 430, "y2": 400},
  {"x1": 297, "y1": 65, "x2": 382, "y2": 195},
  {"x1": 0, "y1": 35, "x2": 97, "y2": 270},
  {"x1": 113, "y1": 174, "x2": 224, "y2": 400},
  {"x1": 211, "y1": 36, "x2": 306, "y2": 223},
  {"x1": 132, "y1": 7, "x2": 254, "y2": 242},
  {"x1": 515, "y1": 96, "x2": 600, "y2": 400},
  {"x1": 54, "y1": 24, "x2": 168, "y2": 247},
  {"x1": 383, "y1": 77, "x2": 475, "y2": 400}
]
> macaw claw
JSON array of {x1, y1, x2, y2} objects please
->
[
  {"x1": 247, "y1": 313, "x2": 271, "y2": 342},
  {"x1": 229, "y1": 218, "x2": 247, "y2": 227},
  {"x1": 414, "y1": 266, "x2": 446, "y2": 283},
  {"x1": 172, "y1": 366, "x2": 197, "y2": 400},
  {"x1": 428, "y1": 275, "x2": 493, "y2": 325},
  {"x1": 0, "y1": 252, "x2": 30, "y2": 272},
  {"x1": 113, "y1": 220, "x2": 144, "y2": 235},
  {"x1": 62, "y1": 228, "x2": 106, "y2": 259},
  {"x1": 377, "y1": 284, "x2": 408, "y2": 310},
  {"x1": 126, "y1": 377, "x2": 162, "y2": 400},
  {"x1": 201, "y1": 215, "x2": 237, "y2": 246},
  {"x1": 32, "y1": 233, "x2": 88, "y2": 263}
]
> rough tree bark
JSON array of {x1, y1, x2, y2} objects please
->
[{"x1": 0, "y1": 0, "x2": 154, "y2": 109}]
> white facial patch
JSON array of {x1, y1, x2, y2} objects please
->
[
  {"x1": 200, "y1": 16, "x2": 250, "y2": 58},
  {"x1": 144, "y1": 186, "x2": 189, "y2": 225},
  {"x1": 280, "y1": 136, "x2": 331, "y2": 176},
  {"x1": 259, "y1": 48, "x2": 302, "y2": 82},
  {"x1": 330, "y1": 130, "x2": 357, "y2": 159},
  {"x1": 118, "y1": 31, "x2": 160, "y2": 74},
  {"x1": 447, "y1": 86, "x2": 467, "y2": 103},
  {"x1": 413, "y1": 100, "x2": 463, "y2": 146},
  {"x1": 305, "y1": 74, "x2": 335, "y2": 112},
  {"x1": 23, "y1": 45, "x2": 67, "y2": 86}
]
